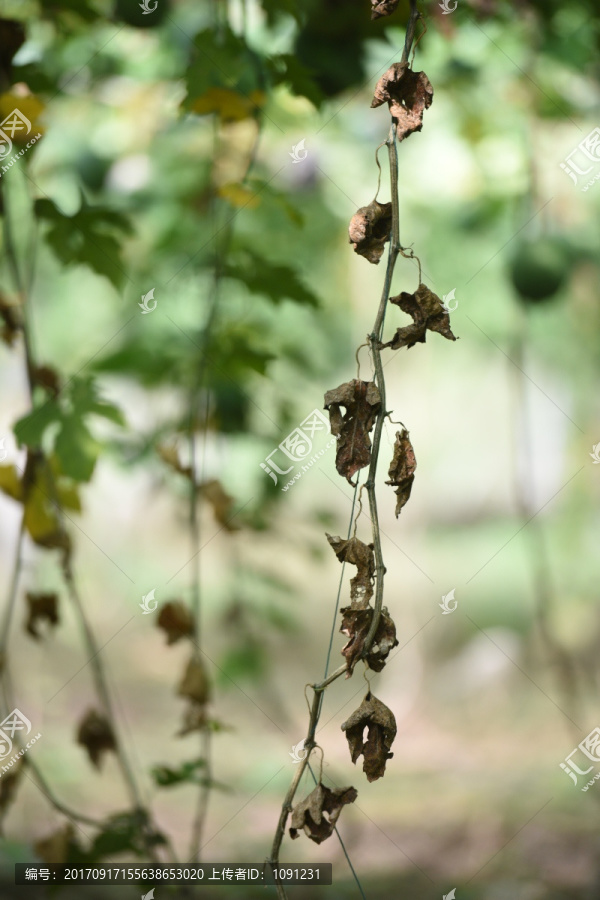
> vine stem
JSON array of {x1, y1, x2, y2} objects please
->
[
  {"x1": 0, "y1": 169, "x2": 165, "y2": 861},
  {"x1": 267, "y1": 5, "x2": 421, "y2": 894}
]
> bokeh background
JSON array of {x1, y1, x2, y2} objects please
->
[{"x1": 1, "y1": 0, "x2": 600, "y2": 897}]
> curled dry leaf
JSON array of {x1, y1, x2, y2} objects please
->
[
  {"x1": 178, "y1": 703, "x2": 208, "y2": 737},
  {"x1": 289, "y1": 783, "x2": 357, "y2": 844},
  {"x1": 25, "y1": 591, "x2": 59, "y2": 639},
  {"x1": 77, "y1": 709, "x2": 116, "y2": 769},
  {"x1": 340, "y1": 605, "x2": 398, "y2": 676},
  {"x1": 157, "y1": 601, "x2": 195, "y2": 645},
  {"x1": 326, "y1": 533, "x2": 375, "y2": 609},
  {"x1": 199, "y1": 479, "x2": 241, "y2": 532},
  {"x1": 371, "y1": 65, "x2": 433, "y2": 142},
  {"x1": 324, "y1": 380, "x2": 381, "y2": 485},
  {"x1": 178, "y1": 656, "x2": 210, "y2": 705},
  {"x1": 386, "y1": 429, "x2": 416, "y2": 517},
  {"x1": 341, "y1": 691, "x2": 397, "y2": 782},
  {"x1": 382, "y1": 283, "x2": 457, "y2": 351},
  {"x1": 371, "y1": 0, "x2": 400, "y2": 19},
  {"x1": 348, "y1": 200, "x2": 393, "y2": 264}
]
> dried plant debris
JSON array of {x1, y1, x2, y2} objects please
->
[
  {"x1": 199, "y1": 478, "x2": 241, "y2": 531},
  {"x1": 349, "y1": 200, "x2": 393, "y2": 264},
  {"x1": 371, "y1": 65, "x2": 433, "y2": 142},
  {"x1": 77, "y1": 709, "x2": 116, "y2": 769},
  {"x1": 326, "y1": 533, "x2": 375, "y2": 608},
  {"x1": 340, "y1": 605, "x2": 398, "y2": 676},
  {"x1": 25, "y1": 591, "x2": 59, "y2": 639},
  {"x1": 0, "y1": 762, "x2": 21, "y2": 833},
  {"x1": 289, "y1": 783, "x2": 357, "y2": 844},
  {"x1": 324, "y1": 380, "x2": 381, "y2": 485},
  {"x1": 386, "y1": 429, "x2": 416, "y2": 517},
  {"x1": 342, "y1": 692, "x2": 397, "y2": 782},
  {"x1": 178, "y1": 656, "x2": 210, "y2": 705},
  {"x1": 157, "y1": 601, "x2": 195, "y2": 645},
  {"x1": 371, "y1": 0, "x2": 400, "y2": 19},
  {"x1": 382, "y1": 283, "x2": 457, "y2": 351},
  {"x1": 34, "y1": 824, "x2": 78, "y2": 864}
]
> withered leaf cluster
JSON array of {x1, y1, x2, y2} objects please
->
[
  {"x1": 25, "y1": 591, "x2": 59, "y2": 639},
  {"x1": 177, "y1": 654, "x2": 211, "y2": 737},
  {"x1": 324, "y1": 380, "x2": 381, "y2": 485},
  {"x1": 289, "y1": 783, "x2": 357, "y2": 844},
  {"x1": 371, "y1": 65, "x2": 434, "y2": 142},
  {"x1": 157, "y1": 601, "x2": 195, "y2": 645},
  {"x1": 386, "y1": 429, "x2": 416, "y2": 517},
  {"x1": 342, "y1": 692, "x2": 397, "y2": 782},
  {"x1": 370, "y1": 0, "x2": 399, "y2": 19},
  {"x1": 326, "y1": 534, "x2": 375, "y2": 608},
  {"x1": 349, "y1": 200, "x2": 392, "y2": 264},
  {"x1": 76, "y1": 709, "x2": 116, "y2": 769},
  {"x1": 340, "y1": 605, "x2": 398, "y2": 675},
  {"x1": 382, "y1": 283, "x2": 457, "y2": 351}
]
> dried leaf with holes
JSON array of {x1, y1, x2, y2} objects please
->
[
  {"x1": 348, "y1": 200, "x2": 392, "y2": 264},
  {"x1": 326, "y1": 533, "x2": 375, "y2": 609},
  {"x1": 178, "y1": 656, "x2": 210, "y2": 705},
  {"x1": 157, "y1": 601, "x2": 195, "y2": 645},
  {"x1": 340, "y1": 605, "x2": 398, "y2": 676},
  {"x1": 289, "y1": 783, "x2": 357, "y2": 844},
  {"x1": 382, "y1": 283, "x2": 457, "y2": 350},
  {"x1": 199, "y1": 479, "x2": 241, "y2": 531},
  {"x1": 386, "y1": 429, "x2": 416, "y2": 517},
  {"x1": 25, "y1": 591, "x2": 59, "y2": 639},
  {"x1": 342, "y1": 691, "x2": 397, "y2": 782},
  {"x1": 371, "y1": 0, "x2": 400, "y2": 19},
  {"x1": 324, "y1": 380, "x2": 381, "y2": 485},
  {"x1": 371, "y1": 65, "x2": 433, "y2": 142},
  {"x1": 77, "y1": 709, "x2": 116, "y2": 769}
]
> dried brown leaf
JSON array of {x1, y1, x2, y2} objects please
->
[
  {"x1": 326, "y1": 533, "x2": 375, "y2": 609},
  {"x1": 386, "y1": 429, "x2": 416, "y2": 517},
  {"x1": 178, "y1": 656, "x2": 210, "y2": 705},
  {"x1": 340, "y1": 605, "x2": 398, "y2": 676},
  {"x1": 324, "y1": 380, "x2": 381, "y2": 485},
  {"x1": 157, "y1": 443, "x2": 193, "y2": 479},
  {"x1": 76, "y1": 709, "x2": 116, "y2": 769},
  {"x1": 157, "y1": 601, "x2": 195, "y2": 645},
  {"x1": 177, "y1": 703, "x2": 207, "y2": 737},
  {"x1": 289, "y1": 783, "x2": 357, "y2": 844},
  {"x1": 382, "y1": 283, "x2": 457, "y2": 350},
  {"x1": 348, "y1": 200, "x2": 393, "y2": 264},
  {"x1": 371, "y1": 0, "x2": 400, "y2": 19},
  {"x1": 25, "y1": 591, "x2": 59, "y2": 640},
  {"x1": 0, "y1": 292, "x2": 20, "y2": 346},
  {"x1": 199, "y1": 478, "x2": 241, "y2": 532},
  {"x1": 32, "y1": 364, "x2": 60, "y2": 396},
  {"x1": 371, "y1": 65, "x2": 433, "y2": 142},
  {"x1": 342, "y1": 691, "x2": 397, "y2": 782},
  {"x1": 34, "y1": 825, "x2": 77, "y2": 864}
]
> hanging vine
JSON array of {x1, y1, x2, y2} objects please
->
[{"x1": 268, "y1": 2, "x2": 457, "y2": 893}]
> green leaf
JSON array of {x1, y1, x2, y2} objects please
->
[
  {"x1": 54, "y1": 416, "x2": 99, "y2": 483},
  {"x1": 183, "y1": 28, "x2": 260, "y2": 106},
  {"x1": 268, "y1": 54, "x2": 323, "y2": 108},
  {"x1": 35, "y1": 197, "x2": 132, "y2": 289},
  {"x1": 151, "y1": 758, "x2": 206, "y2": 788},
  {"x1": 14, "y1": 400, "x2": 62, "y2": 449},
  {"x1": 224, "y1": 249, "x2": 319, "y2": 307},
  {"x1": 69, "y1": 375, "x2": 125, "y2": 425},
  {"x1": 91, "y1": 811, "x2": 166, "y2": 859}
]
